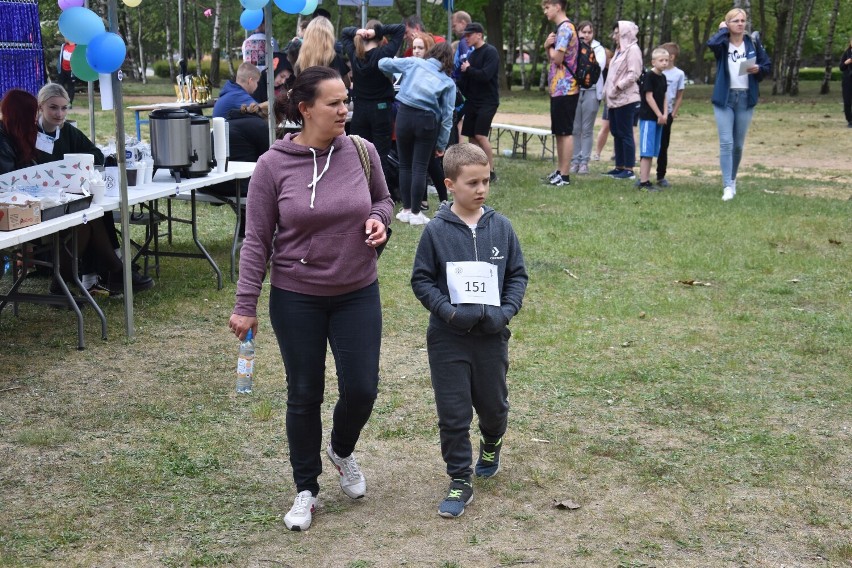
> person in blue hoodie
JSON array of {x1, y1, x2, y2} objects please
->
[
  {"x1": 707, "y1": 8, "x2": 771, "y2": 201},
  {"x1": 411, "y1": 143, "x2": 528, "y2": 519},
  {"x1": 213, "y1": 62, "x2": 261, "y2": 118}
]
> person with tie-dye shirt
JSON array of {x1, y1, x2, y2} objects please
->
[{"x1": 542, "y1": 0, "x2": 579, "y2": 187}]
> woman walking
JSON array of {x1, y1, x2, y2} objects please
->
[
  {"x1": 707, "y1": 8, "x2": 771, "y2": 201},
  {"x1": 229, "y1": 66, "x2": 393, "y2": 532},
  {"x1": 379, "y1": 43, "x2": 455, "y2": 225}
]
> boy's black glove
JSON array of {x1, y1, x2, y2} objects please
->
[
  {"x1": 479, "y1": 305, "x2": 508, "y2": 334},
  {"x1": 450, "y1": 305, "x2": 481, "y2": 330}
]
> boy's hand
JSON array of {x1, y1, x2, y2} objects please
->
[
  {"x1": 479, "y1": 306, "x2": 508, "y2": 334},
  {"x1": 450, "y1": 305, "x2": 481, "y2": 330}
]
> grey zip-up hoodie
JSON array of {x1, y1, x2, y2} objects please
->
[
  {"x1": 411, "y1": 204, "x2": 528, "y2": 336},
  {"x1": 234, "y1": 133, "x2": 393, "y2": 317}
]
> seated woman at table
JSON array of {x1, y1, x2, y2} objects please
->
[{"x1": 0, "y1": 89, "x2": 39, "y2": 173}]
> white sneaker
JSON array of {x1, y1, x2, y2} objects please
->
[
  {"x1": 408, "y1": 212, "x2": 430, "y2": 225},
  {"x1": 326, "y1": 444, "x2": 366, "y2": 499},
  {"x1": 722, "y1": 186, "x2": 735, "y2": 201},
  {"x1": 591, "y1": 153, "x2": 601, "y2": 161},
  {"x1": 284, "y1": 490, "x2": 317, "y2": 531},
  {"x1": 568, "y1": 164, "x2": 579, "y2": 174},
  {"x1": 427, "y1": 184, "x2": 437, "y2": 195},
  {"x1": 395, "y1": 209, "x2": 412, "y2": 223}
]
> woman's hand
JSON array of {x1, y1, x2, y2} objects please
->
[
  {"x1": 435, "y1": 149, "x2": 445, "y2": 158},
  {"x1": 747, "y1": 65, "x2": 760, "y2": 75},
  {"x1": 229, "y1": 314, "x2": 258, "y2": 341},
  {"x1": 719, "y1": 21, "x2": 728, "y2": 30},
  {"x1": 364, "y1": 219, "x2": 387, "y2": 249}
]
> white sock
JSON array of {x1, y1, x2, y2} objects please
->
[{"x1": 82, "y1": 273, "x2": 98, "y2": 289}]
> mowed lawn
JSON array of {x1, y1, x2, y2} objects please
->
[{"x1": 0, "y1": 82, "x2": 850, "y2": 566}]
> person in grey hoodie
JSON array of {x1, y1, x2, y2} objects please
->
[
  {"x1": 411, "y1": 143, "x2": 528, "y2": 519},
  {"x1": 228, "y1": 66, "x2": 393, "y2": 532},
  {"x1": 603, "y1": 20, "x2": 643, "y2": 180}
]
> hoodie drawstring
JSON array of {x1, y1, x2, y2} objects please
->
[{"x1": 307, "y1": 145, "x2": 334, "y2": 209}]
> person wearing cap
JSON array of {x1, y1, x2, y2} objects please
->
[{"x1": 457, "y1": 22, "x2": 500, "y2": 182}]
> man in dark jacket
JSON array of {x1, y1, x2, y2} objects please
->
[
  {"x1": 213, "y1": 62, "x2": 261, "y2": 118},
  {"x1": 457, "y1": 22, "x2": 499, "y2": 182}
]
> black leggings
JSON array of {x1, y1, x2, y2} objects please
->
[
  {"x1": 395, "y1": 103, "x2": 438, "y2": 214},
  {"x1": 268, "y1": 281, "x2": 382, "y2": 496}
]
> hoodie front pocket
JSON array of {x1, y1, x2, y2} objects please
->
[{"x1": 297, "y1": 231, "x2": 376, "y2": 284}]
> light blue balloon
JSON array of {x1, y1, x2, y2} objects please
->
[
  {"x1": 240, "y1": 0, "x2": 269, "y2": 9},
  {"x1": 273, "y1": 0, "x2": 307, "y2": 15},
  {"x1": 299, "y1": 0, "x2": 318, "y2": 16},
  {"x1": 86, "y1": 32, "x2": 127, "y2": 74},
  {"x1": 58, "y1": 7, "x2": 106, "y2": 45},
  {"x1": 240, "y1": 9, "x2": 264, "y2": 30}
]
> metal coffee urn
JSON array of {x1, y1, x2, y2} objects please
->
[
  {"x1": 186, "y1": 114, "x2": 214, "y2": 177},
  {"x1": 149, "y1": 108, "x2": 192, "y2": 182}
]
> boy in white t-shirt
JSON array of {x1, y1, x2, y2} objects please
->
[{"x1": 656, "y1": 42, "x2": 686, "y2": 188}]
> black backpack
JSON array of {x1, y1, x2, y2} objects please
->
[{"x1": 575, "y1": 39, "x2": 601, "y2": 89}]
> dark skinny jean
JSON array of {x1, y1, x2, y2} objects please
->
[
  {"x1": 269, "y1": 281, "x2": 382, "y2": 497},
  {"x1": 395, "y1": 103, "x2": 438, "y2": 214},
  {"x1": 609, "y1": 103, "x2": 637, "y2": 169},
  {"x1": 350, "y1": 98, "x2": 395, "y2": 195}
]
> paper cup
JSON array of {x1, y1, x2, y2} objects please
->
[{"x1": 89, "y1": 181, "x2": 105, "y2": 204}]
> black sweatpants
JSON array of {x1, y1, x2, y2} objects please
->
[
  {"x1": 656, "y1": 113, "x2": 675, "y2": 181},
  {"x1": 427, "y1": 324, "x2": 510, "y2": 479}
]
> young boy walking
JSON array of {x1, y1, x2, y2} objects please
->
[
  {"x1": 411, "y1": 143, "x2": 528, "y2": 518},
  {"x1": 636, "y1": 47, "x2": 669, "y2": 190},
  {"x1": 656, "y1": 42, "x2": 686, "y2": 188}
]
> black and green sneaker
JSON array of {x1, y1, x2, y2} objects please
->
[
  {"x1": 475, "y1": 436, "x2": 502, "y2": 478},
  {"x1": 438, "y1": 477, "x2": 474, "y2": 518}
]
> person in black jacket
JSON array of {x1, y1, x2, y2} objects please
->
[
  {"x1": 841, "y1": 37, "x2": 852, "y2": 128},
  {"x1": 457, "y1": 22, "x2": 500, "y2": 182},
  {"x1": 341, "y1": 20, "x2": 405, "y2": 200}
]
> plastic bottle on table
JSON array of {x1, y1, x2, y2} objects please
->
[{"x1": 236, "y1": 329, "x2": 254, "y2": 394}]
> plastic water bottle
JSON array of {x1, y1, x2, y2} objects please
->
[{"x1": 236, "y1": 329, "x2": 254, "y2": 394}]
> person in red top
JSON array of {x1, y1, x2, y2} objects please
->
[
  {"x1": 402, "y1": 15, "x2": 445, "y2": 57},
  {"x1": 57, "y1": 39, "x2": 76, "y2": 107}
]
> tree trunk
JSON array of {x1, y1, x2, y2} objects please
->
[
  {"x1": 591, "y1": 0, "x2": 605, "y2": 42},
  {"x1": 658, "y1": 0, "x2": 671, "y2": 44},
  {"x1": 646, "y1": 0, "x2": 657, "y2": 57},
  {"x1": 692, "y1": 9, "x2": 717, "y2": 84},
  {"x1": 615, "y1": 0, "x2": 624, "y2": 21},
  {"x1": 530, "y1": 16, "x2": 549, "y2": 91},
  {"x1": 226, "y1": 14, "x2": 236, "y2": 79},
  {"x1": 121, "y1": 5, "x2": 140, "y2": 80},
  {"x1": 137, "y1": 5, "x2": 146, "y2": 84},
  {"x1": 210, "y1": 0, "x2": 222, "y2": 86},
  {"x1": 757, "y1": 0, "x2": 766, "y2": 39},
  {"x1": 165, "y1": 0, "x2": 175, "y2": 80},
  {"x1": 483, "y1": 0, "x2": 508, "y2": 91},
  {"x1": 820, "y1": 0, "x2": 840, "y2": 94},
  {"x1": 787, "y1": 0, "x2": 815, "y2": 96},
  {"x1": 773, "y1": 0, "x2": 794, "y2": 95},
  {"x1": 193, "y1": 1, "x2": 203, "y2": 76}
]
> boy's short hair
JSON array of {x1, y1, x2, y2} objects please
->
[
  {"x1": 540, "y1": 0, "x2": 567, "y2": 11},
  {"x1": 443, "y1": 143, "x2": 489, "y2": 181},
  {"x1": 236, "y1": 61, "x2": 261, "y2": 82},
  {"x1": 651, "y1": 47, "x2": 670, "y2": 61},
  {"x1": 660, "y1": 42, "x2": 680, "y2": 60}
]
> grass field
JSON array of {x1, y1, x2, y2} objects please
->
[{"x1": 0, "y1": 81, "x2": 850, "y2": 566}]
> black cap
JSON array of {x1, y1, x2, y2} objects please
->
[{"x1": 462, "y1": 22, "x2": 484, "y2": 35}]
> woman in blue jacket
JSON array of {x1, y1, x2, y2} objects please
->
[{"x1": 707, "y1": 8, "x2": 771, "y2": 201}]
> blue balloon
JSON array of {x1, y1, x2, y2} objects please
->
[
  {"x1": 273, "y1": 0, "x2": 307, "y2": 15},
  {"x1": 240, "y1": 0, "x2": 269, "y2": 8},
  {"x1": 58, "y1": 7, "x2": 106, "y2": 45},
  {"x1": 86, "y1": 32, "x2": 127, "y2": 74},
  {"x1": 299, "y1": 0, "x2": 318, "y2": 15},
  {"x1": 240, "y1": 9, "x2": 264, "y2": 30}
]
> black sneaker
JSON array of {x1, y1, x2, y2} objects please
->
[
  {"x1": 438, "y1": 477, "x2": 474, "y2": 518},
  {"x1": 475, "y1": 436, "x2": 503, "y2": 478},
  {"x1": 549, "y1": 174, "x2": 570, "y2": 187},
  {"x1": 636, "y1": 180, "x2": 654, "y2": 191}
]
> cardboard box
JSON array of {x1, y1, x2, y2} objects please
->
[{"x1": 0, "y1": 204, "x2": 41, "y2": 231}]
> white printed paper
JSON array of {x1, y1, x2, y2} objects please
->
[
  {"x1": 738, "y1": 57, "x2": 756, "y2": 76},
  {"x1": 446, "y1": 261, "x2": 500, "y2": 306}
]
